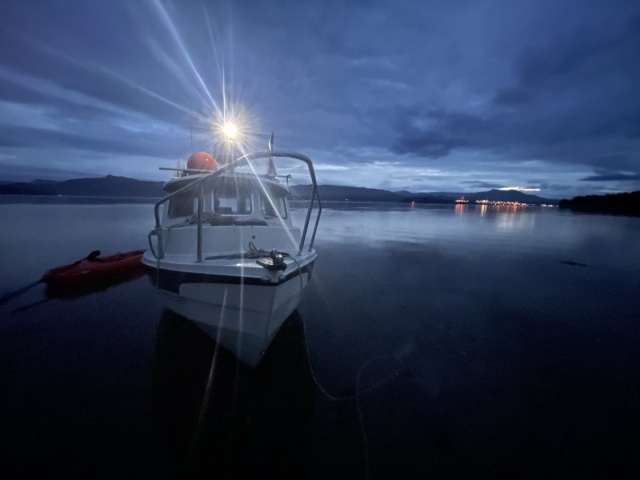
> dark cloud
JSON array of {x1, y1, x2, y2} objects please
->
[
  {"x1": 490, "y1": 10, "x2": 640, "y2": 108},
  {"x1": 492, "y1": 88, "x2": 532, "y2": 106},
  {"x1": 392, "y1": 107, "x2": 495, "y2": 158},
  {"x1": 392, "y1": 5, "x2": 640, "y2": 181},
  {"x1": 0, "y1": 125, "x2": 183, "y2": 158},
  {"x1": 0, "y1": 76, "x2": 120, "y2": 121},
  {"x1": 523, "y1": 14, "x2": 639, "y2": 84},
  {"x1": 460, "y1": 180, "x2": 504, "y2": 189},
  {"x1": 0, "y1": 77, "x2": 56, "y2": 105},
  {"x1": 581, "y1": 173, "x2": 640, "y2": 182}
]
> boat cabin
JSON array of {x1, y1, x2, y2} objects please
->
[
  {"x1": 162, "y1": 173, "x2": 292, "y2": 228},
  {"x1": 156, "y1": 172, "x2": 300, "y2": 258}
]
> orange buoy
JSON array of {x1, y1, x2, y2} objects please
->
[{"x1": 187, "y1": 152, "x2": 217, "y2": 172}]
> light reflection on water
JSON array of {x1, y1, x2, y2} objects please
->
[
  {"x1": 292, "y1": 203, "x2": 640, "y2": 270},
  {"x1": 1, "y1": 201, "x2": 637, "y2": 289},
  {"x1": 1, "y1": 200, "x2": 638, "y2": 289}
]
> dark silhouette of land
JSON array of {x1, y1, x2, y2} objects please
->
[
  {"x1": 0, "y1": 175, "x2": 164, "y2": 198},
  {"x1": 290, "y1": 185, "x2": 558, "y2": 204},
  {"x1": 0, "y1": 175, "x2": 560, "y2": 204},
  {"x1": 559, "y1": 191, "x2": 640, "y2": 217}
]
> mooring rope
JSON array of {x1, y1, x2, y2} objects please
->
[
  {"x1": 179, "y1": 244, "x2": 403, "y2": 480},
  {"x1": 290, "y1": 254, "x2": 403, "y2": 480},
  {"x1": 0, "y1": 279, "x2": 43, "y2": 307}
]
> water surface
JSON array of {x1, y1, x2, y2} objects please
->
[{"x1": 1, "y1": 201, "x2": 639, "y2": 479}]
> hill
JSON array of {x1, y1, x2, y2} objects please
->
[
  {"x1": 559, "y1": 191, "x2": 640, "y2": 216},
  {"x1": 0, "y1": 176, "x2": 164, "y2": 197},
  {"x1": 55, "y1": 175, "x2": 164, "y2": 197}
]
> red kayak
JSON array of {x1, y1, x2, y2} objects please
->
[{"x1": 42, "y1": 250, "x2": 145, "y2": 286}]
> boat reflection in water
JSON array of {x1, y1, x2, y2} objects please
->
[{"x1": 152, "y1": 308, "x2": 315, "y2": 478}]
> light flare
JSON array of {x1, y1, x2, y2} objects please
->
[
  {"x1": 243, "y1": 158, "x2": 303, "y2": 251},
  {"x1": 223, "y1": 122, "x2": 239, "y2": 139},
  {"x1": 150, "y1": 0, "x2": 220, "y2": 115},
  {"x1": 4, "y1": 26, "x2": 204, "y2": 124}
]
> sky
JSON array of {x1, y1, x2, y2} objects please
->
[{"x1": 0, "y1": 0, "x2": 639, "y2": 198}]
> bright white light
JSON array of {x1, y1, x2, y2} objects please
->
[
  {"x1": 499, "y1": 186, "x2": 541, "y2": 192},
  {"x1": 223, "y1": 122, "x2": 238, "y2": 139}
]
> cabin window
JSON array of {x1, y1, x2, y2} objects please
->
[
  {"x1": 260, "y1": 192, "x2": 287, "y2": 218},
  {"x1": 168, "y1": 191, "x2": 195, "y2": 218},
  {"x1": 214, "y1": 183, "x2": 252, "y2": 215}
]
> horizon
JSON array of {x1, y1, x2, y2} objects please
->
[
  {"x1": 1, "y1": 169, "x2": 637, "y2": 199},
  {"x1": 7, "y1": 173, "x2": 632, "y2": 201},
  {"x1": 1, "y1": 0, "x2": 639, "y2": 198}
]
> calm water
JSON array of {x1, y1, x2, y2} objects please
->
[{"x1": 1, "y1": 200, "x2": 639, "y2": 479}]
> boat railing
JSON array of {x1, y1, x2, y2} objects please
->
[{"x1": 148, "y1": 151, "x2": 322, "y2": 261}]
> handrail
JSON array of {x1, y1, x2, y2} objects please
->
[
  {"x1": 196, "y1": 183, "x2": 204, "y2": 262},
  {"x1": 150, "y1": 151, "x2": 322, "y2": 260}
]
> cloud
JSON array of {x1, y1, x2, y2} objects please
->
[
  {"x1": 460, "y1": 180, "x2": 503, "y2": 189},
  {"x1": 314, "y1": 164, "x2": 350, "y2": 171},
  {"x1": 0, "y1": 75, "x2": 122, "y2": 122},
  {"x1": 492, "y1": 88, "x2": 532, "y2": 106},
  {"x1": 391, "y1": 8, "x2": 640, "y2": 177},
  {"x1": 0, "y1": 124, "x2": 183, "y2": 158},
  {"x1": 510, "y1": 12, "x2": 640, "y2": 93},
  {"x1": 1, "y1": 0, "x2": 639, "y2": 198},
  {"x1": 581, "y1": 173, "x2": 640, "y2": 182}
]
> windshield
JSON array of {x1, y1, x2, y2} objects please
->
[{"x1": 213, "y1": 182, "x2": 252, "y2": 215}]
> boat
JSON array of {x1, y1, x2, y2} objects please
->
[
  {"x1": 455, "y1": 197, "x2": 469, "y2": 204},
  {"x1": 142, "y1": 138, "x2": 322, "y2": 367},
  {"x1": 43, "y1": 250, "x2": 145, "y2": 286}
]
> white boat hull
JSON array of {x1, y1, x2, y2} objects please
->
[{"x1": 147, "y1": 261, "x2": 313, "y2": 367}]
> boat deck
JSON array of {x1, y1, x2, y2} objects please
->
[{"x1": 143, "y1": 251, "x2": 316, "y2": 283}]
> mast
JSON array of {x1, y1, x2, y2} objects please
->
[{"x1": 267, "y1": 132, "x2": 277, "y2": 176}]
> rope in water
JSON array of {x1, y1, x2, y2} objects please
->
[
  {"x1": 0, "y1": 250, "x2": 104, "y2": 307},
  {"x1": 178, "y1": 244, "x2": 404, "y2": 480},
  {"x1": 290, "y1": 255, "x2": 403, "y2": 480},
  {"x1": 290, "y1": 255, "x2": 403, "y2": 399},
  {"x1": 0, "y1": 279, "x2": 43, "y2": 307}
]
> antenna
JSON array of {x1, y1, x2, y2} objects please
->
[{"x1": 267, "y1": 132, "x2": 276, "y2": 176}]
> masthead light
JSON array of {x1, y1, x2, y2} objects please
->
[{"x1": 223, "y1": 122, "x2": 239, "y2": 139}]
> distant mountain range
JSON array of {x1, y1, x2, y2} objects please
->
[
  {"x1": 290, "y1": 184, "x2": 558, "y2": 205},
  {"x1": 0, "y1": 175, "x2": 559, "y2": 204},
  {"x1": 0, "y1": 175, "x2": 164, "y2": 198}
]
